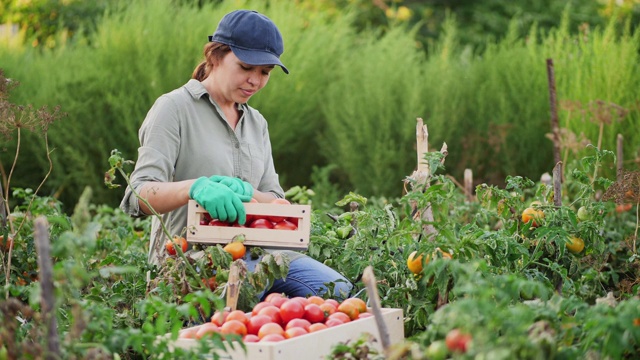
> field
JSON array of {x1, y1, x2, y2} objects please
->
[{"x1": 1, "y1": 139, "x2": 639, "y2": 359}]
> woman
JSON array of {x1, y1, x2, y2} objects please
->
[{"x1": 120, "y1": 10, "x2": 352, "y2": 300}]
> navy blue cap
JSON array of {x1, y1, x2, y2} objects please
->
[{"x1": 209, "y1": 10, "x2": 289, "y2": 74}]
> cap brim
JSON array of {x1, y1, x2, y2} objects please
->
[{"x1": 230, "y1": 46, "x2": 289, "y2": 74}]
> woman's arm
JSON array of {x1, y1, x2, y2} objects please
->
[{"x1": 137, "y1": 179, "x2": 196, "y2": 215}]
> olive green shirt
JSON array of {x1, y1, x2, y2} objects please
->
[{"x1": 120, "y1": 79, "x2": 284, "y2": 263}]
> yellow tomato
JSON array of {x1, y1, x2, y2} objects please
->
[
  {"x1": 566, "y1": 236, "x2": 585, "y2": 254},
  {"x1": 407, "y1": 248, "x2": 452, "y2": 275}
]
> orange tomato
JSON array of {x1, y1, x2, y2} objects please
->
[
  {"x1": 223, "y1": 241, "x2": 246, "y2": 260},
  {"x1": 0, "y1": 235, "x2": 13, "y2": 252},
  {"x1": 337, "y1": 301, "x2": 359, "y2": 321},
  {"x1": 319, "y1": 303, "x2": 336, "y2": 317},
  {"x1": 195, "y1": 323, "x2": 220, "y2": 339},
  {"x1": 522, "y1": 207, "x2": 545, "y2": 227},
  {"x1": 307, "y1": 295, "x2": 325, "y2": 305},
  {"x1": 258, "y1": 322, "x2": 285, "y2": 339},
  {"x1": 308, "y1": 323, "x2": 328, "y2": 332},
  {"x1": 226, "y1": 310, "x2": 249, "y2": 325},
  {"x1": 220, "y1": 319, "x2": 248, "y2": 337},
  {"x1": 342, "y1": 298, "x2": 367, "y2": 314},
  {"x1": 178, "y1": 327, "x2": 198, "y2": 339},
  {"x1": 284, "y1": 326, "x2": 308, "y2": 339}
]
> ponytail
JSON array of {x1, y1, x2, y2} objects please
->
[{"x1": 191, "y1": 42, "x2": 232, "y2": 81}]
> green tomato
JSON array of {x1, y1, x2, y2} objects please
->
[
  {"x1": 425, "y1": 340, "x2": 448, "y2": 360},
  {"x1": 577, "y1": 206, "x2": 590, "y2": 222}
]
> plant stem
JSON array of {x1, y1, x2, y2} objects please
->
[{"x1": 114, "y1": 166, "x2": 201, "y2": 284}]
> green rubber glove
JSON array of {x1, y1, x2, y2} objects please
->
[
  {"x1": 189, "y1": 177, "x2": 247, "y2": 224},
  {"x1": 209, "y1": 175, "x2": 254, "y2": 202}
]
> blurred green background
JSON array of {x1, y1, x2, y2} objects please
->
[{"x1": 1, "y1": 0, "x2": 639, "y2": 211}]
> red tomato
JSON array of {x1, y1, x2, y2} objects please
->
[
  {"x1": 209, "y1": 219, "x2": 230, "y2": 227},
  {"x1": 246, "y1": 314, "x2": 272, "y2": 336},
  {"x1": 250, "y1": 218, "x2": 275, "y2": 229},
  {"x1": 357, "y1": 312, "x2": 373, "y2": 319},
  {"x1": 327, "y1": 312, "x2": 351, "y2": 324},
  {"x1": 445, "y1": 328, "x2": 472, "y2": 353},
  {"x1": 270, "y1": 296, "x2": 288, "y2": 308},
  {"x1": 265, "y1": 292, "x2": 286, "y2": 303},
  {"x1": 285, "y1": 318, "x2": 311, "y2": 331},
  {"x1": 280, "y1": 300, "x2": 305, "y2": 325},
  {"x1": 290, "y1": 296, "x2": 310, "y2": 307},
  {"x1": 274, "y1": 220, "x2": 298, "y2": 230},
  {"x1": 267, "y1": 198, "x2": 291, "y2": 222},
  {"x1": 287, "y1": 217, "x2": 299, "y2": 227},
  {"x1": 325, "y1": 318, "x2": 344, "y2": 328},
  {"x1": 165, "y1": 236, "x2": 188, "y2": 256},
  {"x1": 258, "y1": 305, "x2": 283, "y2": 325},
  {"x1": 303, "y1": 304, "x2": 326, "y2": 324},
  {"x1": 210, "y1": 310, "x2": 230, "y2": 327},
  {"x1": 251, "y1": 301, "x2": 273, "y2": 316}
]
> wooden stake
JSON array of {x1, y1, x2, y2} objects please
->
[
  {"x1": 361, "y1": 266, "x2": 391, "y2": 354},
  {"x1": 225, "y1": 261, "x2": 241, "y2": 311},
  {"x1": 553, "y1": 162, "x2": 563, "y2": 207},
  {"x1": 464, "y1": 169, "x2": 473, "y2": 202},
  {"x1": 617, "y1": 134, "x2": 624, "y2": 181},
  {"x1": 406, "y1": 118, "x2": 448, "y2": 240},
  {"x1": 34, "y1": 216, "x2": 61, "y2": 360}
]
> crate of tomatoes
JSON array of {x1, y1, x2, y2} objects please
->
[
  {"x1": 186, "y1": 199, "x2": 311, "y2": 249},
  {"x1": 169, "y1": 294, "x2": 404, "y2": 359}
]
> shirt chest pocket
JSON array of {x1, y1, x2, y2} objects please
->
[{"x1": 240, "y1": 142, "x2": 265, "y2": 184}]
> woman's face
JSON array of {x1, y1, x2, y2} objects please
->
[{"x1": 210, "y1": 51, "x2": 275, "y2": 105}]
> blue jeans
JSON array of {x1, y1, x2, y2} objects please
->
[{"x1": 244, "y1": 250, "x2": 352, "y2": 301}]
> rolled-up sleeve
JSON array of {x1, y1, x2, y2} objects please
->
[{"x1": 120, "y1": 95, "x2": 180, "y2": 217}]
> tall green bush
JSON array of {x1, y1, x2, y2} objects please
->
[{"x1": 1, "y1": 0, "x2": 638, "y2": 210}]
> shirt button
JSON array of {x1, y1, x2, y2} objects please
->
[{"x1": 235, "y1": 143, "x2": 240, "y2": 149}]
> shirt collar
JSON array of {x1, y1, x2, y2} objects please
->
[{"x1": 184, "y1": 79, "x2": 248, "y2": 112}]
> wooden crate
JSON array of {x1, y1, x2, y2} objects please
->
[
  {"x1": 186, "y1": 200, "x2": 311, "y2": 249},
  {"x1": 168, "y1": 308, "x2": 404, "y2": 360}
]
